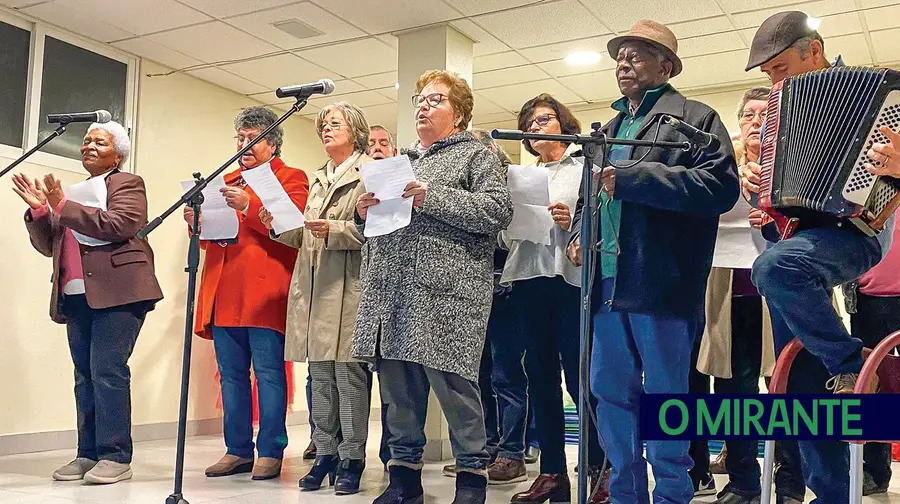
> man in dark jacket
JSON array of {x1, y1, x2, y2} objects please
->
[{"x1": 568, "y1": 19, "x2": 739, "y2": 504}]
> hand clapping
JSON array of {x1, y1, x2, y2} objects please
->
[{"x1": 11, "y1": 174, "x2": 48, "y2": 210}]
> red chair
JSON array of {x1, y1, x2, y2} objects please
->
[{"x1": 759, "y1": 330, "x2": 900, "y2": 504}]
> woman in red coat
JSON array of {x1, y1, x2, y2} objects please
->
[{"x1": 185, "y1": 106, "x2": 309, "y2": 481}]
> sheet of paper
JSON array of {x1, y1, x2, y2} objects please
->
[
  {"x1": 180, "y1": 176, "x2": 239, "y2": 241},
  {"x1": 504, "y1": 165, "x2": 553, "y2": 244},
  {"x1": 359, "y1": 156, "x2": 417, "y2": 237},
  {"x1": 64, "y1": 177, "x2": 112, "y2": 247},
  {"x1": 507, "y1": 164, "x2": 550, "y2": 206},
  {"x1": 712, "y1": 197, "x2": 767, "y2": 269},
  {"x1": 240, "y1": 163, "x2": 306, "y2": 235}
]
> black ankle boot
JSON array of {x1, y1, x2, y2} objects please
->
[
  {"x1": 334, "y1": 458, "x2": 365, "y2": 495},
  {"x1": 452, "y1": 471, "x2": 487, "y2": 504},
  {"x1": 299, "y1": 454, "x2": 339, "y2": 490},
  {"x1": 374, "y1": 465, "x2": 424, "y2": 504}
]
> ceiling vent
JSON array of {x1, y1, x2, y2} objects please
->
[{"x1": 271, "y1": 19, "x2": 324, "y2": 40}]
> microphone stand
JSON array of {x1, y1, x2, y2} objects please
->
[
  {"x1": 0, "y1": 124, "x2": 68, "y2": 178},
  {"x1": 138, "y1": 97, "x2": 309, "y2": 504},
  {"x1": 492, "y1": 126, "x2": 690, "y2": 504}
]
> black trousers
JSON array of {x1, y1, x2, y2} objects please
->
[
  {"x1": 851, "y1": 292, "x2": 900, "y2": 488},
  {"x1": 690, "y1": 296, "x2": 805, "y2": 499},
  {"x1": 62, "y1": 294, "x2": 149, "y2": 464}
]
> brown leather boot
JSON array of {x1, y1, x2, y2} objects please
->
[
  {"x1": 205, "y1": 454, "x2": 254, "y2": 477},
  {"x1": 589, "y1": 467, "x2": 611, "y2": 504},
  {"x1": 251, "y1": 457, "x2": 282, "y2": 480},
  {"x1": 511, "y1": 473, "x2": 571, "y2": 504}
]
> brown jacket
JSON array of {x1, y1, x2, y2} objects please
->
[{"x1": 24, "y1": 171, "x2": 164, "y2": 324}]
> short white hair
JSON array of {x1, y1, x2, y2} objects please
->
[{"x1": 87, "y1": 120, "x2": 131, "y2": 164}]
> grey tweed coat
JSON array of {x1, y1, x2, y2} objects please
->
[{"x1": 350, "y1": 131, "x2": 514, "y2": 382}]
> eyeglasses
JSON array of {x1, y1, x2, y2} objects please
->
[
  {"x1": 235, "y1": 132, "x2": 261, "y2": 145},
  {"x1": 740, "y1": 109, "x2": 767, "y2": 122},
  {"x1": 411, "y1": 93, "x2": 447, "y2": 108},
  {"x1": 528, "y1": 113, "x2": 558, "y2": 128},
  {"x1": 319, "y1": 121, "x2": 345, "y2": 132}
]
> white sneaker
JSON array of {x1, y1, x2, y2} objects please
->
[
  {"x1": 52, "y1": 458, "x2": 97, "y2": 481},
  {"x1": 84, "y1": 460, "x2": 132, "y2": 484},
  {"x1": 694, "y1": 473, "x2": 717, "y2": 496}
]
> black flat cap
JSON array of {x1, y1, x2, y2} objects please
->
[{"x1": 745, "y1": 11, "x2": 819, "y2": 71}]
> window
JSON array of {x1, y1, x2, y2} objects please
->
[
  {"x1": 0, "y1": 12, "x2": 137, "y2": 173},
  {"x1": 38, "y1": 36, "x2": 127, "y2": 161},
  {"x1": 0, "y1": 20, "x2": 30, "y2": 148}
]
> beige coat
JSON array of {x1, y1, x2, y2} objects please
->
[
  {"x1": 697, "y1": 267, "x2": 776, "y2": 378},
  {"x1": 276, "y1": 152, "x2": 370, "y2": 362}
]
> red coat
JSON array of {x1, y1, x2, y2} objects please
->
[{"x1": 194, "y1": 156, "x2": 309, "y2": 339}]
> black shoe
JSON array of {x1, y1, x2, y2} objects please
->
[
  {"x1": 524, "y1": 446, "x2": 540, "y2": 465},
  {"x1": 452, "y1": 471, "x2": 487, "y2": 504},
  {"x1": 299, "y1": 455, "x2": 339, "y2": 491},
  {"x1": 334, "y1": 459, "x2": 365, "y2": 495},
  {"x1": 303, "y1": 440, "x2": 317, "y2": 460},
  {"x1": 713, "y1": 490, "x2": 761, "y2": 504},
  {"x1": 374, "y1": 466, "x2": 424, "y2": 504},
  {"x1": 863, "y1": 471, "x2": 890, "y2": 496}
]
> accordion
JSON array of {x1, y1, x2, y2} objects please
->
[{"x1": 758, "y1": 66, "x2": 900, "y2": 239}]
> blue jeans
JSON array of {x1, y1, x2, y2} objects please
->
[
  {"x1": 591, "y1": 279, "x2": 695, "y2": 504},
  {"x1": 481, "y1": 290, "x2": 528, "y2": 461},
  {"x1": 62, "y1": 295, "x2": 149, "y2": 464},
  {"x1": 752, "y1": 224, "x2": 880, "y2": 376},
  {"x1": 212, "y1": 326, "x2": 288, "y2": 459},
  {"x1": 753, "y1": 225, "x2": 881, "y2": 504}
]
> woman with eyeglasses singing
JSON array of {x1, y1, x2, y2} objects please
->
[
  {"x1": 352, "y1": 69, "x2": 513, "y2": 504},
  {"x1": 501, "y1": 94, "x2": 611, "y2": 504},
  {"x1": 260, "y1": 102, "x2": 373, "y2": 495},
  {"x1": 190, "y1": 106, "x2": 309, "y2": 482}
]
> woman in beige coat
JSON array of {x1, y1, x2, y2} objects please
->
[{"x1": 261, "y1": 101, "x2": 372, "y2": 495}]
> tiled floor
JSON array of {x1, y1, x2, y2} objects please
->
[{"x1": 0, "y1": 422, "x2": 898, "y2": 503}]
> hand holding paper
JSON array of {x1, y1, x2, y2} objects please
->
[
  {"x1": 505, "y1": 164, "x2": 553, "y2": 245},
  {"x1": 240, "y1": 162, "x2": 306, "y2": 235},
  {"x1": 180, "y1": 176, "x2": 239, "y2": 241},
  {"x1": 359, "y1": 156, "x2": 417, "y2": 237}
]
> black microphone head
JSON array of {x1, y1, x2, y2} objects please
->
[
  {"x1": 96, "y1": 110, "x2": 112, "y2": 123},
  {"x1": 320, "y1": 79, "x2": 335, "y2": 95},
  {"x1": 490, "y1": 129, "x2": 500, "y2": 139}
]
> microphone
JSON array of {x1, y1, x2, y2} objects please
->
[
  {"x1": 662, "y1": 115, "x2": 720, "y2": 152},
  {"x1": 47, "y1": 110, "x2": 112, "y2": 125},
  {"x1": 276, "y1": 79, "x2": 335, "y2": 99}
]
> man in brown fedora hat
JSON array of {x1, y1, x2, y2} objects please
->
[{"x1": 567, "y1": 18, "x2": 739, "y2": 504}]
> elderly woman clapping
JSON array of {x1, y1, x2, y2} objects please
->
[
  {"x1": 13, "y1": 121, "x2": 163, "y2": 484},
  {"x1": 261, "y1": 102, "x2": 373, "y2": 494},
  {"x1": 353, "y1": 70, "x2": 513, "y2": 504}
]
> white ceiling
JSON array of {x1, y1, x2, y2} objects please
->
[{"x1": 5, "y1": 0, "x2": 900, "y2": 135}]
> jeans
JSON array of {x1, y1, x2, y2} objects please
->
[
  {"x1": 851, "y1": 292, "x2": 900, "y2": 488},
  {"x1": 592, "y1": 279, "x2": 695, "y2": 504},
  {"x1": 517, "y1": 276, "x2": 604, "y2": 473},
  {"x1": 212, "y1": 326, "x2": 288, "y2": 459},
  {"x1": 379, "y1": 359, "x2": 490, "y2": 473},
  {"x1": 481, "y1": 290, "x2": 528, "y2": 461},
  {"x1": 62, "y1": 295, "x2": 149, "y2": 464},
  {"x1": 752, "y1": 224, "x2": 880, "y2": 376}
]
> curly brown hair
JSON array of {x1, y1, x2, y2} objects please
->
[{"x1": 517, "y1": 93, "x2": 581, "y2": 156}]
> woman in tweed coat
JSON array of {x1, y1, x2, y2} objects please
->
[{"x1": 353, "y1": 70, "x2": 513, "y2": 504}]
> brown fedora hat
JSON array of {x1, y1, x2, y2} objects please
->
[{"x1": 607, "y1": 19, "x2": 683, "y2": 77}]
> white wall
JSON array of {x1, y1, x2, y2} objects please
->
[{"x1": 0, "y1": 60, "x2": 328, "y2": 438}]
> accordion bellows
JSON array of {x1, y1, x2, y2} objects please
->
[{"x1": 759, "y1": 66, "x2": 900, "y2": 238}]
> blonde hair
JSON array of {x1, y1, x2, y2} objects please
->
[
  {"x1": 316, "y1": 102, "x2": 370, "y2": 153},
  {"x1": 415, "y1": 69, "x2": 474, "y2": 129}
]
